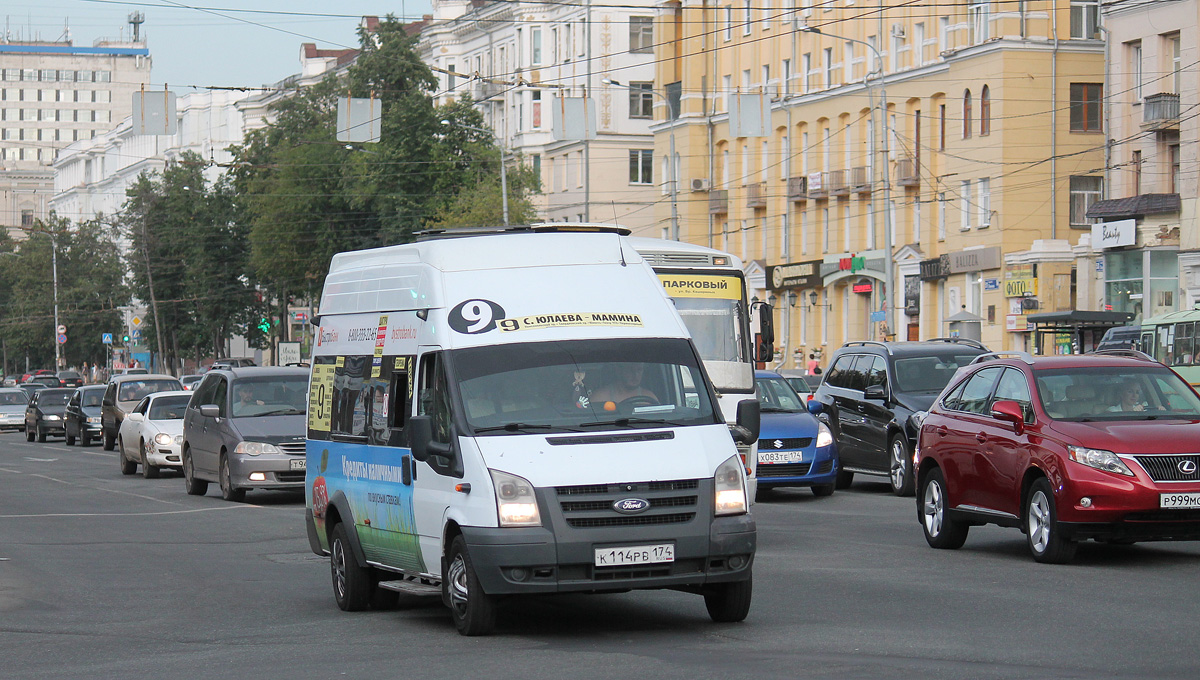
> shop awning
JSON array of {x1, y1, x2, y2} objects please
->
[
  {"x1": 1085, "y1": 193, "x2": 1181, "y2": 220},
  {"x1": 1026, "y1": 311, "x2": 1134, "y2": 328}
]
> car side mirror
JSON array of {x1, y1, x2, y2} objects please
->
[
  {"x1": 729, "y1": 399, "x2": 760, "y2": 445},
  {"x1": 408, "y1": 415, "x2": 432, "y2": 462},
  {"x1": 990, "y1": 400, "x2": 1026, "y2": 434},
  {"x1": 198, "y1": 404, "x2": 220, "y2": 418},
  {"x1": 126, "y1": 413, "x2": 144, "y2": 423},
  {"x1": 807, "y1": 399, "x2": 823, "y2": 415},
  {"x1": 863, "y1": 384, "x2": 887, "y2": 401}
]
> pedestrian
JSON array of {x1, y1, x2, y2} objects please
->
[{"x1": 806, "y1": 353, "x2": 820, "y2": 376}]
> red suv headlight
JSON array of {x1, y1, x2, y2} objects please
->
[{"x1": 1068, "y1": 446, "x2": 1134, "y2": 477}]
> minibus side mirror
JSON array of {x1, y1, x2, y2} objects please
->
[
  {"x1": 408, "y1": 415, "x2": 432, "y2": 462},
  {"x1": 729, "y1": 399, "x2": 760, "y2": 445}
]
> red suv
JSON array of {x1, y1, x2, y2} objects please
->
[{"x1": 915, "y1": 351, "x2": 1200, "y2": 563}]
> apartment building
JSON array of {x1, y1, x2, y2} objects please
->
[
  {"x1": 1075, "y1": 0, "x2": 1195, "y2": 319},
  {"x1": 417, "y1": 0, "x2": 662, "y2": 233},
  {"x1": 0, "y1": 24, "x2": 150, "y2": 236},
  {"x1": 655, "y1": 0, "x2": 1106, "y2": 362}
]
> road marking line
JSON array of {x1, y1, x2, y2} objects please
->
[
  {"x1": 0, "y1": 467, "x2": 21, "y2": 473},
  {"x1": 24, "y1": 457, "x2": 57, "y2": 462},
  {"x1": 29, "y1": 473, "x2": 182, "y2": 506},
  {"x1": 0, "y1": 506, "x2": 252, "y2": 518}
]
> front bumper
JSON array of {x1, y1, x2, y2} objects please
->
[
  {"x1": 144, "y1": 439, "x2": 183, "y2": 468},
  {"x1": 37, "y1": 419, "x2": 65, "y2": 434},
  {"x1": 228, "y1": 453, "x2": 306, "y2": 489},
  {"x1": 1055, "y1": 460, "x2": 1200, "y2": 541}
]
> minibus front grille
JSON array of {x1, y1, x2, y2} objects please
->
[
  {"x1": 560, "y1": 495, "x2": 697, "y2": 513},
  {"x1": 555, "y1": 479, "x2": 699, "y2": 496},
  {"x1": 565, "y1": 513, "x2": 694, "y2": 528}
]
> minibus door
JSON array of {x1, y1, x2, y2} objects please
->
[{"x1": 412, "y1": 349, "x2": 462, "y2": 568}]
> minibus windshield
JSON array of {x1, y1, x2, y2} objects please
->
[{"x1": 451, "y1": 338, "x2": 720, "y2": 434}]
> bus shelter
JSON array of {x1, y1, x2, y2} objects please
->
[{"x1": 1026, "y1": 311, "x2": 1135, "y2": 355}]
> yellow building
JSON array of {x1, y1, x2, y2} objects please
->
[{"x1": 649, "y1": 0, "x2": 1107, "y2": 364}]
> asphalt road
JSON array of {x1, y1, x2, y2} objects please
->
[{"x1": 2, "y1": 433, "x2": 1198, "y2": 680}]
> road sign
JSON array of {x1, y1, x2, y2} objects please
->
[
  {"x1": 132, "y1": 329, "x2": 142, "y2": 340},
  {"x1": 102, "y1": 333, "x2": 113, "y2": 344},
  {"x1": 131, "y1": 316, "x2": 143, "y2": 327},
  {"x1": 869, "y1": 311, "x2": 886, "y2": 323},
  {"x1": 56, "y1": 324, "x2": 66, "y2": 334},
  {"x1": 57, "y1": 333, "x2": 67, "y2": 345}
]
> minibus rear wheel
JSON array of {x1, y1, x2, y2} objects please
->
[{"x1": 445, "y1": 536, "x2": 496, "y2": 636}]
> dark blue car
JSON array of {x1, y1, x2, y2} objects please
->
[{"x1": 755, "y1": 370, "x2": 838, "y2": 496}]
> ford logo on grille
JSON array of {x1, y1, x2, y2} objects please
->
[
  {"x1": 1179, "y1": 460, "x2": 1198, "y2": 475},
  {"x1": 613, "y1": 498, "x2": 650, "y2": 514}
]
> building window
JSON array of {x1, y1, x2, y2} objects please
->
[
  {"x1": 629, "y1": 150, "x2": 653, "y2": 184},
  {"x1": 1169, "y1": 144, "x2": 1181, "y2": 194},
  {"x1": 629, "y1": 82, "x2": 654, "y2": 118},
  {"x1": 960, "y1": 180, "x2": 972, "y2": 229},
  {"x1": 822, "y1": 207, "x2": 830, "y2": 253},
  {"x1": 1168, "y1": 34, "x2": 1181, "y2": 93},
  {"x1": 968, "y1": 0, "x2": 990, "y2": 44},
  {"x1": 1069, "y1": 83, "x2": 1103, "y2": 132},
  {"x1": 824, "y1": 47, "x2": 833, "y2": 88},
  {"x1": 1069, "y1": 175, "x2": 1102, "y2": 227},
  {"x1": 531, "y1": 27, "x2": 542, "y2": 64},
  {"x1": 744, "y1": 0, "x2": 752, "y2": 35},
  {"x1": 1132, "y1": 150, "x2": 1142, "y2": 195},
  {"x1": 20, "y1": 209, "x2": 33, "y2": 227},
  {"x1": 980, "y1": 85, "x2": 991, "y2": 135},
  {"x1": 782, "y1": 58, "x2": 791, "y2": 94},
  {"x1": 938, "y1": 192, "x2": 947, "y2": 240},
  {"x1": 630, "y1": 17, "x2": 653, "y2": 53},
  {"x1": 1128, "y1": 41, "x2": 1142, "y2": 103},
  {"x1": 724, "y1": 6, "x2": 733, "y2": 41},
  {"x1": 962, "y1": 89, "x2": 972, "y2": 138},
  {"x1": 1070, "y1": 0, "x2": 1100, "y2": 40},
  {"x1": 977, "y1": 177, "x2": 991, "y2": 228},
  {"x1": 939, "y1": 104, "x2": 946, "y2": 149}
]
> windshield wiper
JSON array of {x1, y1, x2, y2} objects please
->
[
  {"x1": 249, "y1": 408, "x2": 306, "y2": 417},
  {"x1": 475, "y1": 422, "x2": 562, "y2": 433},
  {"x1": 580, "y1": 417, "x2": 684, "y2": 428},
  {"x1": 760, "y1": 407, "x2": 799, "y2": 413}
]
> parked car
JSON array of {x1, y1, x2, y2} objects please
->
[
  {"x1": 1096, "y1": 325, "x2": 1142, "y2": 352},
  {"x1": 65, "y1": 385, "x2": 106, "y2": 446},
  {"x1": 182, "y1": 367, "x2": 308, "y2": 501},
  {"x1": 101, "y1": 374, "x2": 184, "y2": 451},
  {"x1": 56, "y1": 370, "x2": 84, "y2": 388},
  {"x1": 117, "y1": 368, "x2": 149, "y2": 375},
  {"x1": 208, "y1": 357, "x2": 257, "y2": 371},
  {"x1": 754, "y1": 370, "x2": 838, "y2": 496},
  {"x1": 777, "y1": 369, "x2": 818, "y2": 400},
  {"x1": 180, "y1": 374, "x2": 203, "y2": 390},
  {"x1": 24, "y1": 388, "x2": 74, "y2": 442},
  {"x1": 117, "y1": 390, "x2": 192, "y2": 478},
  {"x1": 916, "y1": 351, "x2": 1200, "y2": 563},
  {"x1": 812, "y1": 338, "x2": 988, "y2": 496},
  {"x1": 3, "y1": 375, "x2": 19, "y2": 387},
  {"x1": 0, "y1": 388, "x2": 29, "y2": 431}
]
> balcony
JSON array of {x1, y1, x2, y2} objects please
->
[
  {"x1": 896, "y1": 158, "x2": 920, "y2": 187},
  {"x1": 828, "y1": 169, "x2": 849, "y2": 196},
  {"x1": 850, "y1": 166, "x2": 872, "y2": 193},
  {"x1": 787, "y1": 175, "x2": 808, "y2": 202},
  {"x1": 709, "y1": 189, "x2": 729, "y2": 214},
  {"x1": 1142, "y1": 93, "x2": 1180, "y2": 131},
  {"x1": 746, "y1": 182, "x2": 767, "y2": 209}
]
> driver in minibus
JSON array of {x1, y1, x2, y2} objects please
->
[{"x1": 590, "y1": 363, "x2": 659, "y2": 410}]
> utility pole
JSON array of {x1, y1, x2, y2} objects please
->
[
  {"x1": 139, "y1": 199, "x2": 168, "y2": 374},
  {"x1": 51, "y1": 233, "x2": 60, "y2": 370}
]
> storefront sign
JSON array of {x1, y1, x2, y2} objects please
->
[
  {"x1": 904, "y1": 275, "x2": 921, "y2": 316},
  {"x1": 947, "y1": 247, "x2": 1002, "y2": 273},
  {"x1": 919, "y1": 256, "x2": 950, "y2": 281},
  {"x1": 852, "y1": 281, "x2": 874, "y2": 294},
  {"x1": 1004, "y1": 263, "x2": 1037, "y2": 297},
  {"x1": 1006, "y1": 315, "x2": 1028, "y2": 331},
  {"x1": 984, "y1": 278, "x2": 1000, "y2": 291},
  {"x1": 767, "y1": 260, "x2": 822, "y2": 290},
  {"x1": 838, "y1": 255, "x2": 867, "y2": 272},
  {"x1": 1092, "y1": 219, "x2": 1136, "y2": 249}
]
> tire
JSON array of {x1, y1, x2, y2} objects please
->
[
  {"x1": 919, "y1": 467, "x2": 969, "y2": 549},
  {"x1": 704, "y1": 572, "x2": 753, "y2": 623},
  {"x1": 329, "y1": 522, "x2": 371, "y2": 612},
  {"x1": 445, "y1": 535, "x2": 497, "y2": 636},
  {"x1": 1026, "y1": 478, "x2": 1077, "y2": 564},
  {"x1": 811, "y1": 483, "x2": 835, "y2": 497},
  {"x1": 65, "y1": 430, "x2": 76, "y2": 446},
  {"x1": 834, "y1": 469, "x2": 854, "y2": 489},
  {"x1": 118, "y1": 437, "x2": 137, "y2": 475},
  {"x1": 889, "y1": 436, "x2": 915, "y2": 497},
  {"x1": 183, "y1": 448, "x2": 208, "y2": 496},
  {"x1": 103, "y1": 429, "x2": 115, "y2": 451},
  {"x1": 219, "y1": 455, "x2": 246, "y2": 502},
  {"x1": 36, "y1": 427, "x2": 46, "y2": 443},
  {"x1": 25, "y1": 426, "x2": 34, "y2": 442},
  {"x1": 141, "y1": 441, "x2": 160, "y2": 479},
  {"x1": 81, "y1": 431, "x2": 91, "y2": 447}
]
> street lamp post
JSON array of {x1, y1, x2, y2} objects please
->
[
  {"x1": 51, "y1": 233, "x2": 60, "y2": 370},
  {"x1": 441, "y1": 119, "x2": 509, "y2": 226},
  {"x1": 604, "y1": 78, "x2": 679, "y2": 241},
  {"x1": 799, "y1": 26, "x2": 894, "y2": 339}
]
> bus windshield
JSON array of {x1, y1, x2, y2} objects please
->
[
  {"x1": 450, "y1": 338, "x2": 720, "y2": 435},
  {"x1": 673, "y1": 297, "x2": 745, "y2": 363}
]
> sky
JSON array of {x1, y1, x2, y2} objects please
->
[{"x1": 7, "y1": 1, "x2": 433, "y2": 88}]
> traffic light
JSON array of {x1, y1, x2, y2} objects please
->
[
  {"x1": 122, "y1": 334, "x2": 131, "y2": 343},
  {"x1": 257, "y1": 318, "x2": 270, "y2": 333}
]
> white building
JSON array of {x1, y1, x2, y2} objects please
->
[
  {"x1": 416, "y1": 0, "x2": 663, "y2": 234},
  {"x1": 0, "y1": 21, "x2": 151, "y2": 236}
]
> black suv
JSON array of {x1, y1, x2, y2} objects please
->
[{"x1": 811, "y1": 338, "x2": 987, "y2": 495}]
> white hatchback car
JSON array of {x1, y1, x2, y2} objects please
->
[{"x1": 118, "y1": 390, "x2": 192, "y2": 479}]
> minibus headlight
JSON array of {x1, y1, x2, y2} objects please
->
[
  {"x1": 490, "y1": 469, "x2": 542, "y2": 527},
  {"x1": 815, "y1": 422, "x2": 834, "y2": 448},
  {"x1": 234, "y1": 441, "x2": 282, "y2": 457},
  {"x1": 714, "y1": 456, "x2": 748, "y2": 516}
]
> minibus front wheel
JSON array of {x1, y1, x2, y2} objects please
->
[
  {"x1": 330, "y1": 522, "x2": 371, "y2": 611},
  {"x1": 704, "y1": 571, "x2": 753, "y2": 623},
  {"x1": 445, "y1": 536, "x2": 496, "y2": 636}
]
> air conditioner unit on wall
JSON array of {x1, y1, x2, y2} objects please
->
[
  {"x1": 891, "y1": 24, "x2": 906, "y2": 39},
  {"x1": 690, "y1": 178, "x2": 711, "y2": 192}
]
